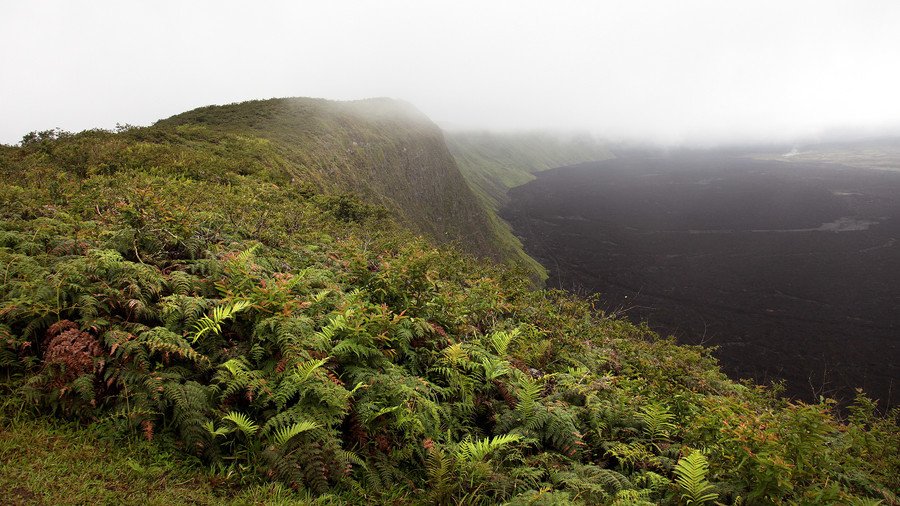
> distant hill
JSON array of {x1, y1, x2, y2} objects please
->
[{"x1": 750, "y1": 136, "x2": 900, "y2": 173}]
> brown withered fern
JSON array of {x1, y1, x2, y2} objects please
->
[
  {"x1": 40, "y1": 320, "x2": 104, "y2": 403},
  {"x1": 141, "y1": 419, "x2": 155, "y2": 441}
]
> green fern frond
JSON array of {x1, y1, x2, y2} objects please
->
[
  {"x1": 271, "y1": 420, "x2": 321, "y2": 447},
  {"x1": 138, "y1": 326, "x2": 209, "y2": 365},
  {"x1": 639, "y1": 403, "x2": 676, "y2": 441},
  {"x1": 295, "y1": 357, "x2": 329, "y2": 382},
  {"x1": 611, "y1": 488, "x2": 655, "y2": 506},
  {"x1": 481, "y1": 356, "x2": 511, "y2": 381},
  {"x1": 365, "y1": 405, "x2": 401, "y2": 423},
  {"x1": 455, "y1": 433, "x2": 522, "y2": 463},
  {"x1": 847, "y1": 497, "x2": 884, "y2": 506},
  {"x1": 845, "y1": 498, "x2": 883, "y2": 506},
  {"x1": 312, "y1": 289, "x2": 331, "y2": 304},
  {"x1": 606, "y1": 442, "x2": 658, "y2": 472},
  {"x1": 220, "y1": 357, "x2": 249, "y2": 377},
  {"x1": 234, "y1": 244, "x2": 261, "y2": 266},
  {"x1": 223, "y1": 411, "x2": 259, "y2": 437},
  {"x1": 488, "y1": 328, "x2": 519, "y2": 356},
  {"x1": 441, "y1": 343, "x2": 468, "y2": 364},
  {"x1": 316, "y1": 314, "x2": 348, "y2": 342},
  {"x1": 673, "y1": 451, "x2": 718, "y2": 505},
  {"x1": 191, "y1": 299, "x2": 251, "y2": 343},
  {"x1": 515, "y1": 376, "x2": 543, "y2": 419},
  {"x1": 166, "y1": 270, "x2": 196, "y2": 295},
  {"x1": 425, "y1": 445, "x2": 453, "y2": 502},
  {"x1": 337, "y1": 449, "x2": 367, "y2": 470}
]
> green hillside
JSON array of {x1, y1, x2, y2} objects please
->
[
  {"x1": 447, "y1": 131, "x2": 613, "y2": 209},
  {"x1": 446, "y1": 132, "x2": 613, "y2": 283},
  {"x1": 157, "y1": 97, "x2": 517, "y2": 269},
  {"x1": 0, "y1": 103, "x2": 897, "y2": 505}
]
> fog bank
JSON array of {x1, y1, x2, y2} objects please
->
[{"x1": 2, "y1": 1, "x2": 899, "y2": 146}]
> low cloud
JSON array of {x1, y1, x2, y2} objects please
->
[{"x1": 2, "y1": 1, "x2": 899, "y2": 146}]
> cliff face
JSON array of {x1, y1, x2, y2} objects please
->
[{"x1": 158, "y1": 98, "x2": 503, "y2": 262}]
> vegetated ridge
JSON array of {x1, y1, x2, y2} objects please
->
[
  {"x1": 0, "y1": 98, "x2": 897, "y2": 505},
  {"x1": 159, "y1": 97, "x2": 523, "y2": 273}
]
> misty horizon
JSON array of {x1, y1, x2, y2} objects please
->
[{"x1": 2, "y1": 1, "x2": 900, "y2": 146}]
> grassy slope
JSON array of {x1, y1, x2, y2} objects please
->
[
  {"x1": 0, "y1": 409, "x2": 338, "y2": 505},
  {"x1": 446, "y1": 131, "x2": 613, "y2": 282},
  {"x1": 0, "y1": 108, "x2": 897, "y2": 505},
  {"x1": 447, "y1": 131, "x2": 613, "y2": 209},
  {"x1": 157, "y1": 98, "x2": 511, "y2": 267},
  {"x1": 0, "y1": 411, "x2": 222, "y2": 506}
]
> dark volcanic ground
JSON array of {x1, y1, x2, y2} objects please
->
[{"x1": 502, "y1": 155, "x2": 900, "y2": 408}]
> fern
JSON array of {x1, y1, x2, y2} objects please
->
[
  {"x1": 204, "y1": 420, "x2": 231, "y2": 439},
  {"x1": 160, "y1": 294, "x2": 207, "y2": 333},
  {"x1": 549, "y1": 463, "x2": 633, "y2": 503},
  {"x1": 611, "y1": 488, "x2": 655, "y2": 506},
  {"x1": 455, "y1": 433, "x2": 523, "y2": 463},
  {"x1": 223, "y1": 411, "x2": 259, "y2": 437},
  {"x1": 441, "y1": 342, "x2": 469, "y2": 364},
  {"x1": 488, "y1": 328, "x2": 519, "y2": 356},
  {"x1": 515, "y1": 376, "x2": 543, "y2": 419},
  {"x1": 673, "y1": 451, "x2": 718, "y2": 506},
  {"x1": 271, "y1": 420, "x2": 321, "y2": 447},
  {"x1": 845, "y1": 498, "x2": 883, "y2": 506},
  {"x1": 606, "y1": 442, "x2": 658, "y2": 472},
  {"x1": 425, "y1": 445, "x2": 453, "y2": 503},
  {"x1": 163, "y1": 379, "x2": 213, "y2": 446},
  {"x1": 139, "y1": 326, "x2": 209, "y2": 365},
  {"x1": 481, "y1": 356, "x2": 511, "y2": 381},
  {"x1": 3, "y1": 125, "x2": 899, "y2": 503},
  {"x1": 191, "y1": 299, "x2": 251, "y2": 343},
  {"x1": 639, "y1": 403, "x2": 676, "y2": 442}
]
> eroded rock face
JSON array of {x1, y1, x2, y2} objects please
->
[{"x1": 503, "y1": 154, "x2": 900, "y2": 407}]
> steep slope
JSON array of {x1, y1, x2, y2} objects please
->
[
  {"x1": 446, "y1": 132, "x2": 613, "y2": 282},
  {"x1": 157, "y1": 98, "x2": 508, "y2": 265},
  {"x1": 447, "y1": 131, "x2": 613, "y2": 209}
]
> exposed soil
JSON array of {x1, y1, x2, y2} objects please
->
[{"x1": 502, "y1": 155, "x2": 900, "y2": 408}]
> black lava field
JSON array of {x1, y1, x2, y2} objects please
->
[{"x1": 502, "y1": 155, "x2": 900, "y2": 408}]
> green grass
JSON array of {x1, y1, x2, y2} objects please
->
[
  {"x1": 0, "y1": 412, "x2": 225, "y2": 505},
  {"x1": 0, "y1": 378, "x2": 349, "y2": 506},
  {"x1": 0, "y1": 413, "x2": 352, "y2": 505}
]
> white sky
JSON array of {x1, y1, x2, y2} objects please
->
[{"x1": 2, "y1": 1, "x2": 899, "y2": 145}]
